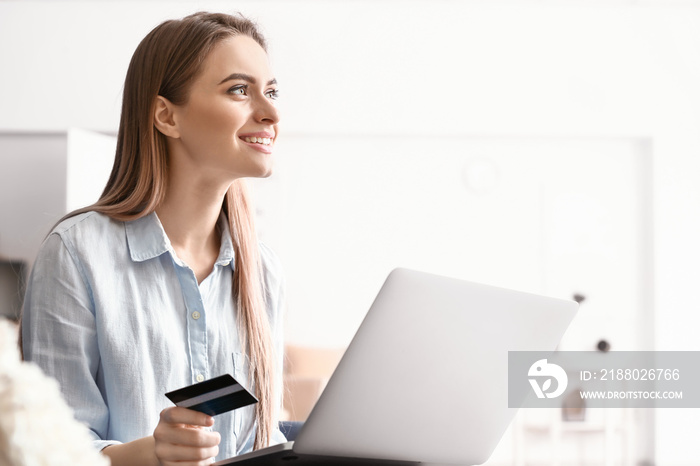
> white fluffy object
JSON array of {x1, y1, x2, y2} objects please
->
[{"x1": 0, "y1": 319, "x2": 110, "y2": 466}]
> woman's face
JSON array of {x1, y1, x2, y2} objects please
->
[{"x1": 170, "y1": 35, "x2": 280, "y2": 182}]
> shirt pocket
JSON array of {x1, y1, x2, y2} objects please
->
[{"x1": 231, "y1": 352, "x2": 253, "y2": 440}]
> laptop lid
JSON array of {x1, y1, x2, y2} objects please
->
[{"x1": 292, "y1": 268, "x2": 577, "y2": 465}]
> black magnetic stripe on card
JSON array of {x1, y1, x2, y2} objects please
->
[
  {"x1": 177, "y1": 384, "x2": 245, "y2": 408},
  {"x1": 166, "y1": 374, "x2": 238, "y2": 404},
  {"x1": 187, "y1": 391, "x2": 258, "y2": 416}
]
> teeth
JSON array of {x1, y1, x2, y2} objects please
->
[{"x1": 244, "y1": 136, "x2": 273, "y2": 145}]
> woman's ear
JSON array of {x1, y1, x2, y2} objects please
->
[{"x1": 153, "y1": 96, "x2": 180, "y2": 138}]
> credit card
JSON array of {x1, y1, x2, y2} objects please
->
[{"x1": 165, "y1": 374, "x2": 258, "y2": 416}]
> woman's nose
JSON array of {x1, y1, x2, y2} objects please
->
[{"x1": 253, "y1": 95, "x2": 280, "y2": 125}]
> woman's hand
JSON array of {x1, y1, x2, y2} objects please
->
[{"x1": 153, "y1": 407, "x2": 221, "y2": 466}]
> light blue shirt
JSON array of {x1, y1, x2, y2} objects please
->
[{"x1": 21, "y1": 211, "x2": 286, "y2": 460}]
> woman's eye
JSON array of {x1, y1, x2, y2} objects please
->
[
  {"x1": 266, "y1": 89, "x2": 280, "y2": 100},
  {"x1": 228, "y1": 85, "x2": 247, "y2": 96}
]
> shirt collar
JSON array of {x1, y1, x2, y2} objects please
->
[
  {"x1": 125, "y1": 212, "x2": 171, "y2": 262},
  {"x1": 215, "y1": 215, "x2": 235, "y2": 268},
  {"x1": 125, "y1": 211, "x2": 235, "y2": 268}
]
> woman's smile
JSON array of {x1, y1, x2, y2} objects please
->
[{"x1": 239, "y1": 131, "x2": 275, "y2": 154}]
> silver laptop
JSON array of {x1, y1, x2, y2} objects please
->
[{"x1": 214, "y1": 268, "x2": 578, "y2": 466}]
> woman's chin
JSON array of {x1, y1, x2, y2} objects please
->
[{"x1": 237, "y1": 163, "x2": 274, "y2": 180}]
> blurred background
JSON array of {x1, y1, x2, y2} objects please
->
[{"x1": 1, "y1": 0, "x2": 699, "y2": 464}]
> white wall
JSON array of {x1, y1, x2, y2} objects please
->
[
  {"x1": 2, "y1": 1, "x2": 700, "y2": 463},
  {"x1": 0, "y1": 134, "x2": 67, "y2": 265}
]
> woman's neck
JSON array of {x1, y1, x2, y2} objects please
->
[{"x1": 156, "y1": 174, "x2": 231, "y2": 283}]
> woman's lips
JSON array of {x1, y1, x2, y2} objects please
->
[
  {"x1": 239, "y1": 131, "x2": 275, "y2": 154},
  {"x1": 240, "y1": 137, "x2": 273, "y2": 154}
]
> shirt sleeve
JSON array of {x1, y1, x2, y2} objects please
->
[{"x1": 21, "y1": 232, "x2": 121, "y2": 451}]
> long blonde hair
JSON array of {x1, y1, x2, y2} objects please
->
[{"x1": 61, "y1": 12, "x2": 277, "y2": 449}]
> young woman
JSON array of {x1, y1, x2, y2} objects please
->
[{"x1": 21, "y1": 12, "x2": 285, "y2": 466}]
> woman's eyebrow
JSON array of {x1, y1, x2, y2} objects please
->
[{"x1": 218, "y1": 73, "x2": 277, "y2": 86}]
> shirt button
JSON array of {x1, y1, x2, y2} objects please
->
[
  {"x1": 192, "y1": 311, "x2": 201, "y2": 320},
  {"x1": 196, "y1": 374, "x2": 205, "y2": 383}
]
